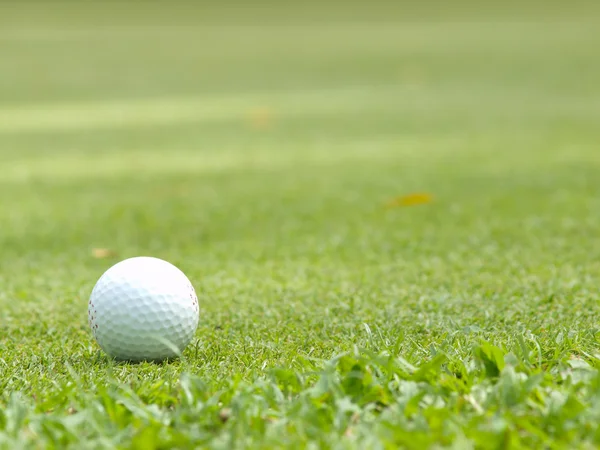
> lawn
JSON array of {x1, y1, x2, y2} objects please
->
[{"x1": 1, "y1": 2, "x2": 600, "y2": 448}]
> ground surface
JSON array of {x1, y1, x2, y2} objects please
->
[{"x1": 1, "y1": 2, "x2": 600, "y2": 449}]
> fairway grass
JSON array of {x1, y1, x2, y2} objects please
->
[{"x1": 1, "y1": 3, "x2": 600, "y2": 449}]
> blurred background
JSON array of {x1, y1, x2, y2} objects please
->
[{"x1": 1, "y1": 0, "x2": 599, "y2": 272}]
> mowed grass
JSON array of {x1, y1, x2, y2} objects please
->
[{"x1": 1, "y1": 2, "x2": 600, "y2": 448}]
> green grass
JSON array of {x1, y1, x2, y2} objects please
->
[{"x1": 1, "y1": 2, "x2": 600, "y2": 448}]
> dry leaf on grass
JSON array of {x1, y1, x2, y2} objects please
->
[
  {"x1": 91, "y1": 248, "x2": 118, "y2": 259},
  {"x1": 247, "y1": 107, "x2": 274, "y2": 130},
  {"x1": 385, "y1": 192, "x2": 433, "y2": 208}
]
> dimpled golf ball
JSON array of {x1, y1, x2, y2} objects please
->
[{"x1": 88, "y1": 256, "x2": 199, "y2": 362}]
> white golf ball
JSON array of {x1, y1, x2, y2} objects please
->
[{"x1": 88, "y1": 256, "x2": 199, "y2": 362}]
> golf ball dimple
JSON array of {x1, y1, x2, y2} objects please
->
[{"x1": 88, "y1": 256, "x2": 199, "y2": 362}]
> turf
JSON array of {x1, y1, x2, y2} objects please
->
[{"x1": 1, "y1": 2, "x2": 600, "y2": 449}]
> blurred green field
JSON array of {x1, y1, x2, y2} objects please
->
[{"x1": 1, "y1": 2, "x2": 600, "y2": 448}]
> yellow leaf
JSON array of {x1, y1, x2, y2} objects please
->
[
  {"x1": 91, "y1": 248, "x2": 117, "y2": 259},
  {"x1": 247, "y1": 107, "x2": 274, "y2": 130},
  {"x1": 386, "y1": 193, "x2": 433, "y2": 208}
]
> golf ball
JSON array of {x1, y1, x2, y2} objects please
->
[{"x1": 88, "y1": 256, "x2": 199, "y2": 362}]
